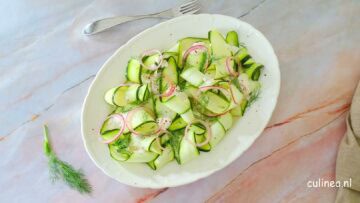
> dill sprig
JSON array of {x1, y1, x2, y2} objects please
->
[
  {"x1": 43, "y1": 125, "x2": 92, "y2": 194},
  {"x1": 248, "y1": 90, "x2": 260, "y2": 106}
]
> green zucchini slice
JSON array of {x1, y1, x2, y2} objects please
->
[
  {"x1": 163, "y1": 52, "x2": 179, "y2": 63},
  {"x1": 163, "y1": 92, "x2": 191, "y2": 114},
  {"x1": 154, "y1": 98, "x2": 177, "y2": 121},
  {"x1": 226, "y1": 30, "x2": 239, "y2": 47},
  {"x1": 217, "y1": 112, "x2": 233, "y2": 131},
  {"x1": 209, "y1": 121, "x2": 226, "y2": 147},
  {"x1": 181, "y1": 67, "x2": 205, "y2": 87},
  {"x1": 126, "y1": 59, "x2": 142, "y2": 83},
  {"x1": 168, "y1": 116, "x2": 187, "y2": 131},
  {"x1": 179, "y1": 129, "x2": 199, "y2": 164},
  {"x1": 162, "y1": 56, "x2": 179, "y2": 85},
  {"x1": 125, "y1": 84, "x2": 140, "y2": 103},
  {"x1": 108, "y1": 133, "x2": 131, "y2": 161},
  {"x1": 100, "y1": 114, "x2": 127, "y2": 141},
  {"x1": 195, "y1": 133, "x2": 211, "y2": 152},
  {"x1": 198, "y1": 91, "x2": 230, "y2": 114},
  {"x1": 178, "y1": 37, "x2": 210, "y2": 68},
  {"x1": 137, "y1": 84, "x2": 150, "y2": 102},
  {"x1": 142, "y1": 53, "x2": 161, "y2": 70},
  {"x1": 126, "y1": 151, "x2": 158, "y2": 163},
  {"x1": 213, "y1": 57, "x2": 236, "y2": 79},
  {"x1": 184, "y1": 50, "x2": 208, "y2": 71},
  {"x1": 209, "y1": 30, "x2": 232, "y2": 59},
  {"x1": 109, "y1": 144, "x2": 130, "y2": 161},
  {"x1": 246, "y1": 63, "x2": 263, "y2": 81},
  {"x1": 105, "y1": 86, "x2": 129, "y2": 107},
  {"x1": 147, "y1": 145, "x2": 174, "y2": 170}
]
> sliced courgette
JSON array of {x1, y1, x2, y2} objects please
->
[
  {"x1": 163, "y1": 52, "x2": 179, "y2": 63},
  {"x1": 108, "y1": 133, "x2": 131, "y2": 161},
  {"x1": 154, "y1": 98, "x2": 177, "y2": 121},
  {"x1": 235, "y1": 46, "x2": 252, "y2": 66},
  {"x1": 105, "y1": 86, "x2": 129, "y2": 107},
  {"x1": 228, "y1": 84, "x2": 244, "y2": 110},
  {"x1": 126, "y1": 151, "x2": 158, "y2": 163},
  {"x1": 195, "y1": 133, "x2": 211, "y2": 152},
  {"x1": 209, "y1": 121, "x2": 226, "y2": 147},
  {"x1": 212, "y1": 57, "x2": 236, "y2": 79},
  {"x1": 134, "y1": 121, "x2": 158, "y2": 135},
  {"x1": 163, "y1": 92, "x2": 191, "y2": 114},
  {"x1": 149, "y1": 138, "x2": 162, "y2": 154},
  {"x1": 160, "y1": 56, "x2": 179, "y2": 102},
  {"x1": 238, "y1": 74, "x2": 261, "y2": 96},
  {"x1": 125, "y1": 84, "x2": 140, "y2": 103},
  {"x1": 162, "y1": 57, "x2": 179, "y2": 84},
  {"x1": 126, "y1": 59, "x2": 142, "y2": 83},
  {"x1": 180, "y1": 67, "x2": 205, "y2": 87},
  {"x1": 243, "y1": 58, "x2": 256, "y2": 69},
  {"x1": 142, "y1": 53, "x2": 161, "y2": 70},
  {"x1": 180, "y1": 108, "x2": 195, "y2": 123},
  {"x1": 128, "y1": 108, "x2": 156, "y2": 133},
  {"x1": 179, "y1": 129, "x2": 199, "y2": 164},
  {"x1": 168, "y1": 116, "x2": 187, "y2": 131},
  {"x1": 109, "y1": 144, "x2": 130, "y2": 161},
  {"x1": 198, "y1": 91, "x2": 230, "y2": 114},
  {"x1": 217, "y1": 112, "x2": 233, "y2": 131},
  {"x1": 184, "y1": 50, "x2": 208, "y2": 71},
  {"x1": 137, "y1": 84, "x2": 150, "y2": 102},
  {"x1": 100, "y1": 114, "x2": 126, "y2": 141},
  {"x1": 147, "y1": 145, "x2": 174, "y2": 170},
  {"x1": 160, "y1": 133, "x2": 171, "y2": 145},
  {"x1": 209, "y1": 30, "x2": 232, "y2": 59},
  {"x1": 246, "y1": 63, "x2": 263, "y2": 81},
  {"x1": 178, "y1": 37, "x2": 210, "y2": 68},
  {"x1": 169, "y1": 129, "x2": 184, "y2": 164},
  {"x1": 226, "y1": 30, "x2": 239, "y2": 47}
]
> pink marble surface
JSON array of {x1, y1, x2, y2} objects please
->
[{"x1": 1, "y1": 0, "x2": 359, "y2": 202}]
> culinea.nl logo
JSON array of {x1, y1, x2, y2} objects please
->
[{"x1": 307, "y1": 178, "x2": 352, "y2": 188}]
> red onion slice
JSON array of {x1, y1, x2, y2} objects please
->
[
  {"x1": 198, "y1": 85, "x2": 231, "y2": 100},
  {"x1": 101, "y1": 114, "x2": 126, "y2": 144},
  {"x1": 161, "y1": 82, "x2": 176, "y2": 97},
  {"x1": 226, "y1": 56, "x2": 239, "y2": 77},
  {"x1": 229, "y1": 82, "x2": 241, "y2": 105}
]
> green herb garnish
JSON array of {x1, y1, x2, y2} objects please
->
[
  {"x1": 231, "y1": 78, "x2": 241, "y2": 91},
  {"x1": 248, "y1": 90, "x2": 260, "y2": 106},
  {"x1": 43, "y1": 125, "x2": 92, "y2": 194}
]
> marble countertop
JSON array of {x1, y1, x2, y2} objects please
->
[{"x1": 1, "y1": 0, "x2": 359, "y2": 202}]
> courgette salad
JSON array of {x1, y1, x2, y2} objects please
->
[{"x1": 99, "y1": 30, "x2": 263, "y2": 170}]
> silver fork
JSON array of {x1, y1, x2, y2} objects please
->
[{"x1": 83, "y1": 0, "x2": 200, "y2": 35}]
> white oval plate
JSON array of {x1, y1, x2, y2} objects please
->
[{"x1": 81, "y1": 14, "x2": 280, "y2": 188}]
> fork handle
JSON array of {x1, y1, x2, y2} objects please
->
[{"x1": 83, "y1": 13, "x2": 165, "y2": 35}]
